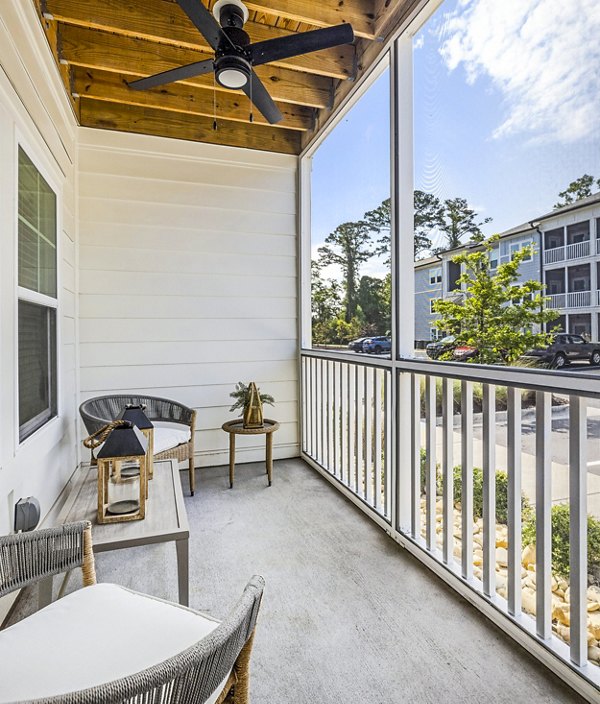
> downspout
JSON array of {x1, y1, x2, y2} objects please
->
[{"x1": 530, "y1": 220, "x2": 547, "y2": 331}]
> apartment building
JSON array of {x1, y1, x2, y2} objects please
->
[{"x1": 414, "y1": 194, "x2": 600, "y2": 343}]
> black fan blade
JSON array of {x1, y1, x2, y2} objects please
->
[
  {"x1": 249, "y1": 23, "x2": 354, "y2": 66},
  {"x1": 243, "y1": 71, "x2": 283, "y2": 124},
  {"x1": 128, "y1": 59, "x2": 215, "y2": 90},
  {"x1": 176, "y1": 0, "x2": 233, "y2": 51}
]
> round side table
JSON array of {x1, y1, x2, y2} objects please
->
[{"x1": 221, "y1": 419, "x2": 280, "y2": 488}]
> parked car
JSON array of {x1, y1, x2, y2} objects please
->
[
  {"x1": 363, "y1": 336, "x2": 392, "y2": 354},
  {"x1": 452, "y1": 345, "x2": 478, "y2": 362},
  {"x1": 426, "y1": 335, "x2": 455, "y2": 360},
  {"x1": 348, "y1": 337, "x2": 369, "y2": 353},
  {"x1": 520, "y1": 334, "x2": 600, "y2": 369}
]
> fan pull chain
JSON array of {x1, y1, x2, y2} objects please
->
[
  {"x1": 213, "y1": 73, "x2": 218, "y2": 131},
  {"x1": 249, "y1": 76, "x2": 253, "y2": 123}
]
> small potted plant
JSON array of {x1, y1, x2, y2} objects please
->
[{"x1": 229, "y1": 381, "x2": 275, "y2": 429}]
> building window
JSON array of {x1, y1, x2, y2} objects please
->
[
  {"x1": 430, "y1": 298, "x2": 440, "y2": 314},
  {"x1": 429, "y1": 267, "x2": 442, "y2": 285},
  {"x1": 17, "y1": 147, "x2": 58, "y2": 441}
]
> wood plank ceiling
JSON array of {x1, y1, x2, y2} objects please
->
[{"x1": 35, "y1": 0, "x2": 419, "y2": 154}]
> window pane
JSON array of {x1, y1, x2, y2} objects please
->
[
  {"x1": 18, "y1": 300, "x2": 57, "y2": 440},
  {"x1": 310, "y1": 61, "x2": 391, "y2": 355},
  {"x1": 18, "y1": 220, "x2": 38, "y2": 291},
  {"x1": 18, "y1": 147, "x2": 57, "y2": 297},
  {"x1": 18, "y1": 149, "x2": 39, "y2": 229}
]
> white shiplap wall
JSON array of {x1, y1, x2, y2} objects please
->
[
  {"x1": 78, "y1": 129, "x2": 299, "y2": 468},
  {"x1": 0, "y1": 0, "x2": 79, "y2": 628}
]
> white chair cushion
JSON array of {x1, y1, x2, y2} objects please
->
[
  {"x1": 0, "y1": 583, "x2": 229, "y2": 703},
  {"x1": 153, "y1": 423, "x2": 191, "y2": 455}
]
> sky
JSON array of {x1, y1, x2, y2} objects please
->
[{"x1": 311, "y1": 0, "x2": 600, "y2": 273}]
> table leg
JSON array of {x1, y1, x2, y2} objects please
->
[
  {"x1": 38, "y1": 576, "x2": 53, "y2": 609},
  {"x1": 229, "y1": 433, "x2": 235, "y2": 488},
  {"x1": 176, "y1": 537, "x2": 189, "y2": 607},
  {"x1": 266, "y1": 432, "x2": 273, "y2": 487}
]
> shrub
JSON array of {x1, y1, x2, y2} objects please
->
[
  {"x1": 522, "y1": 503, "x2": 600, "y2": 578},
  {"x1": 420, "y1": 449, "x2": 532, "y2": 525}
]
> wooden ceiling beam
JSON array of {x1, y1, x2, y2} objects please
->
[
  {"x1": 243, "y1": 0, "x2": 379, "y2": 39},
  {"x1": 79, "y1": 98, "x2": 302, "y2": 154},
  {"x1": 58, "y1": 24, "x2": 333, "y2": 109},
  {"x1": 44, "y1": 0, "x2": 355, "y2": 80},
  {"x1": 72, "y1": 66, "x2": 313, "y2": 131}
]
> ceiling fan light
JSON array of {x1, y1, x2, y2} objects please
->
[{"x1": 216, "y1": 67, "x2": 249, "y2": 89}]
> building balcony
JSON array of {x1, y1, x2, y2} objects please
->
[
  {"x1": 548, "y1": 291, "x2": 592, "y2": 308},
  {"x1": 544, "y1": 241, "x2": 592, "y2": 265}
]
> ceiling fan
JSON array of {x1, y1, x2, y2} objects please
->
[{"x1": 127, "y1": 0, "x2": 355, "y2": 125}]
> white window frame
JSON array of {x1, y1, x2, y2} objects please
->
[
  {"x1": 430, "y1": 297, "x2": 440, "y2": 314},
  {"x1": 429, "y1": 267, "x2": 442, "y2": 285},
  {"x1": 14, "y1": 137, "x2": 61, "y2": 446}
]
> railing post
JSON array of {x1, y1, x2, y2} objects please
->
[
  {"x1": 482, "y1": 383, "x2": 496, "y2": 597},
  {"x1": 411, "y1": 373, "x2": 421, "y2": 539},
  {"x1": 569, "y1": 395, "x2": 587, "y2": 667},
  {"x1": 442, "y1": 377, "x2": 454, "y2": 565},
  {"x1": 425, "y1": 375, "x2": 436, "y2": 551},
  {"x1": 535, "y1": 391, "x2": 552, "y2": 640},
  {"x1": 507, "y1": 386, "x2": 522, "y2": 616},
  {"x1": 461, "y1": 380, "x2": 473, "y2": 580}
]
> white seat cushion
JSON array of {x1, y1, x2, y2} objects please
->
[
  {"x1": 0, "y1": 583, "x2": 229, "y2": 703},
  {"x1": 153, "y1": 423, "x2": 191, "y2": 455}
]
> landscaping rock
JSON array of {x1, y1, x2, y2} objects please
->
[{"x1": 521, "y1": 543, "x2": 536, "y2": 568}]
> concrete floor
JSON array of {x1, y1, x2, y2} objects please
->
[{"x1": 8, "y1": 459, "x2": 588, "y2": 703}]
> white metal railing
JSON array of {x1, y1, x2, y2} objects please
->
[
  {"x1": 566, "y1": 241, "x2": 591, "y2": 260},
  {"x1": 301, "y1": 355, "x2": 392, "y2": 518},
  {"x1": 548, "y1": 293, "x2": 566, "y2": 308},
  {"x1": 544, "y1": 246, "x2": 565, "y2": 265},
  {"x1": 549, "y1": 291, "x2": 592, "y2": 308},
  {"x1": 301, "y1": 349, "x2": 600, "y2": 694},
  {"x1": 546, "y1": 242, "x2": 593, "y2": 264},
  {"x1": 567, "y1": 290, "x2": 591, "y2": 308}
]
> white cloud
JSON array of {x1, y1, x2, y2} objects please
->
[{"x1": 437, "y1": 0, "x2": 600, "y2": 143}]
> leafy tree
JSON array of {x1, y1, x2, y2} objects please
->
[
  {"x1": 364, "y1": 198, "x2": 391, "y2": 265},
  {"x1": 311, "y1": 260, "x2": 342, "y2": 325},
  {"x1": 357, "y1": 275, "x2": 390, "y2": 334},
  {"x1": 414, "y1": 191, "x2": 444, "y2": 256},
  {"x1": 432, "y1": 238, "x2": 558, "y2": 365},
  {"x1": 554, "y1": 174, "x2": 600, "y2": 209},
  {"x1": 365, "y1": 191, "x2": 444, "y2": 263},
  {"x1": 436, "y1": 197, "x2": 492, "y2": 251},
  {"x1": 318, "y1": 221, "x2": 375, "y2": 322}
]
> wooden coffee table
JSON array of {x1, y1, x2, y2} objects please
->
[
  {"x1": 221, "y1": 419, "x2": 280, "y2": 488},
  {"x1": 40, "y1": 459, "x2": 189, "y2": 607}
]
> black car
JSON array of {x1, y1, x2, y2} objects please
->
[
  {"x1": 521, "y1": 334, "x2": 600, "y2": 369},
  {"x1": 426, "y1": 335, "x2": 456, "y2": 360},
  {"x1": 348, "y1": 337, "x2": 368, "y2": 353}
]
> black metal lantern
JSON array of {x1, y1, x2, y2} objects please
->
[
  {"x1": 96, "y1": 421, "x2": 148, "y2": 524},
  {"x1": 119, "y1": 404, "x2": 155, "y2": 483}
]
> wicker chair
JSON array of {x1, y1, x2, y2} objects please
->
[
  {"x1": 0, "y1": 521, "x2": 264, "y2": 704},
  {"x1": 80, "y1": 395, "x2": 197, "y2": 495}
]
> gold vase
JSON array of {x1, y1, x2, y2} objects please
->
[{"x1": 243, "y1": 382, "x2": 264, "y2": 428}]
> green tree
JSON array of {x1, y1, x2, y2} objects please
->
[
  {"x1": 318, "y1": 221, "x2": 374, "y2": 322},
  {"x1": 414, "y1": 191, "x2": 444, "y2": 256},
  {"x1": 554, "y1": 174, "x2": 600, "y2": 209},
  {"x1": 433, "y1": 238, "x2": 558, "y2": 365},
  {"x1": 311, "y1": 260, "x2": 342, "y2": 328},
  {"x1": 357, "y1": 275, "x2": 390, "y2": 334},
  {"x1": 436, "y1": 197, "x2": 492, "y2": 251},
  {"x1": 364, "y1": 191, "x2": 444, "y2": 263}
]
